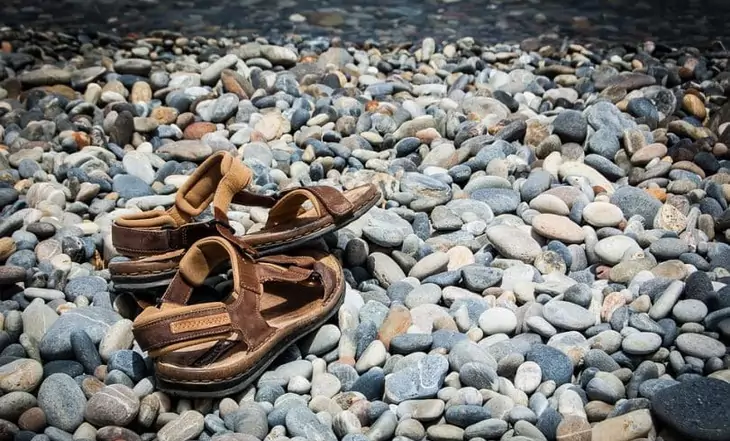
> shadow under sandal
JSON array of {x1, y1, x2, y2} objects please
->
[
  {"x1": 131, "y1": 236, "x2": 345, "y2": 398},
  {"x1": 110, "y1": 150, "x2": 379, "y2": 292}
]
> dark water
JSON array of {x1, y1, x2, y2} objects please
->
[{"x1": 1, "y1": 0, "x2": 729, "y2": 47}]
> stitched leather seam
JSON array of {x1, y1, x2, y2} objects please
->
[
  {"x1": 111, "y1": 269, "x2": 176, "y2": 276},
  {"x1": 170, "y1": 313, "x2": 230, "y2": 334},
  {"x1": 136, "y1": 307, "x2": 227, "y2": 329}
]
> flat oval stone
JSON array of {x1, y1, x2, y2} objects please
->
[
  {"x1": 672, "y1": 299, "x2": 708, "y2": 323},
  {"x1": 157, "y1": 410, "x2": 205, "y2": 441},
  {"x1": 543, "y1": 301, "x2": 596, "y2": 331},
  {"x1": 486, "y1": 225, "x2": 541, "y2": 263},
  {"x1": 621, "y1": 332, "x2": 661, "y2": 355},
  {"x1": 594, "y1": 235, "x2": 642, "y2": 265},
  {"x1": 532, "y1": 214, "x2": 586, "y2": 244},
  {"x1": 0, "y1": 359, "x2": 43, "y2": 392},
  {"x1": 478, "y1": 307, "x2": 517, "y2": 335},
  {"x1": 84, "y1": 384, "x2": 140, "y2": 427},
  {"x1": 582, "y1": 202, "x2": 623, "y2": 227},
  {"x1": 675, "y1": 333, "x2": 726, "y2": 359},
  {"x1": 38, "y1": 373, "x2": 86, "y2": 432}
]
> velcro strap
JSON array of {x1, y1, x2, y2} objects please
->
[
  {"x1": 112, "y1": 221, "x2": 219, "y2": 257},
  {"x1": 231, "y1": 190, "x2": 280, "y2": 208},
  {"x1": 133, "y1": 303, "x2": 233, "y2": 353},
  {"x1": 297, "y1": 186, "x2": 354, "y2": 217},
  {"x1": 265, "y1": 185, "x2": 354, "y2": 229}
]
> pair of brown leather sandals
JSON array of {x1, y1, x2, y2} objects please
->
[{"x1": 109, "y1": 151, "x2": 379, "y2": 397}]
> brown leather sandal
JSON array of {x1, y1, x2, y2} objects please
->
[
  {"x1": 132, "y1": 236, "x2": 345, "y2": 398},
  {"x1": 110, "y1": 150, "x2": 379, "y2": 291}
]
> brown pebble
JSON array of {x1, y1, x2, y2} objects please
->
[
  {"x1": 94, "y1": 364, "x2": 107, "y2": 381},
  {"x1": 556, "y1": 415, "x2": 591, "y2": 441},
  {"x1": 17, "y1": 407, "x2": 46, "y2": 432},
  {"x1": 682, "y1": 93, "x2": 707, "y2": 120},
  {"x1": 0, "y1": 238, "x2": 16, "y2": 263},
  {"x1": 150, "y1": 106, "x2": 179, "y2": 125},
  {"x1": 601, "y1": 292, "x2": 627, "y2": 322},
  {"x1": 221, "y1": 69, "x2": 251, "y2": 99},
  {"x1": 377, "y1": 304, "x2": 412, "y2": 350},
  {"x1": 176, "y1": 112, "x2": 196, "y2": 130},
  {"x1": 415, "y1": 127, "x2": 441, "y2": 144},
  {"x1": 184, "y1": 122, "x2": 217, "y2": 140},
  {"x1": 433, "y1": 315, "x2": 458, "y2": 332},
  {"x1": 80, "y1": 376, "x2": 105, "y2": 398},
  {"x1": 644, "y1": 188, "x2": 667, "y2": 202},
  {"x1": 71, "y1": 131, "x2": 91, "y2": 148},
  {"x1": 483, "y1": 287, "x2": 503, "y2": 297}
]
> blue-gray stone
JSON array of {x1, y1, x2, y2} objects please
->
[
  {"x1": 108, "y1": 350, "x2": 147, "y2": 383},
  {"x1": 43, "y1": 360, "x2": 84, "y2": 379},
  {"x1": 64, "y1": 276, "x2": 108, "y2": 301},
  {"x1": 520, "y1": 170, "x2": 552, "y2": 202},
  {"x1": 355, "y1": 321, "x2": 378, "y2": 358},
  {"x1": 459, "y1": 362, "x2": 499, "y2": 390},
  {"x1": 525, "y1": 344, "x2": 573, "y2": 386},
  {"x1": 552, "y1": 110, "x2": 587, "y2": 143},
  {"x1": 7, "y1": 250, "x2": 36, "y2": 270},
  {"x1": 627, "y1": 98, "x2": 660, "y2": 123},
  {"x1": 112, "y1": 174, "x2": 152, "y2": 199},
  {"x1": 587, "y1": 127, "x2": 620, "y2": 159},
  {"x1": 461, "y1": 265, "x2": 502, "y2": 292},
  {"x1": 535, "y1": 406, "x2": 561, "y2": 441},
  {"x1": 38, "y1": 373, "x2": 86, "y2": 432},
  {"x1": 225, "y1": 402, "x2": 269, "y2": 440},
  {"x1": 470, "y1": 188, "x2": 520, "y2": 215},
  {"x1": 285, "y1": 406, "x2": 337, "y2": 441},
  {"x1": 70, "y1": 329, "x2": 101, "y2": 374},
  {"x1": 349, "y1": 367, "x2": 384, "y2": 401},
  {"x1": 40, "y1": 307, "x2": 122, "y2": 360},
  {"x1": 445, "y1": 405, "x2": 491, "y2": 428},
  {"x1": 610, "y1": 186, "x2": 662, "y2": 227},
  {"x1": 384, "y1": 355, "x2": 448, "y2": 403},
  {"x1": 431, "y1": 329, "x2": 468, "y2": 351},
  {"x1": 255, "y1": 384, "x2": 285, "y2": 404},
  {"x1": 390, "y1": 334, "x2": 433, "y2": 355}
]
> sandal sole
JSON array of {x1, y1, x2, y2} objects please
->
[
  {"x1": 152, "y1": 283, "x2": 346, "y2": 398},
  {"x1": 111, "y1": 192, "x2": 379, "y2": 292}
]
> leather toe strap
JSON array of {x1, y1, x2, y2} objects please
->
[
  {"x1": 264, "y1": 185, "x2": 355, "y2": 229},
  {"x1": 132, "y1": 236, "x2": 332, "y2": 360}
]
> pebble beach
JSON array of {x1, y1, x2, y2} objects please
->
[{"x1": 0, "y1": 17, "x2": 730, "y2": 441}]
